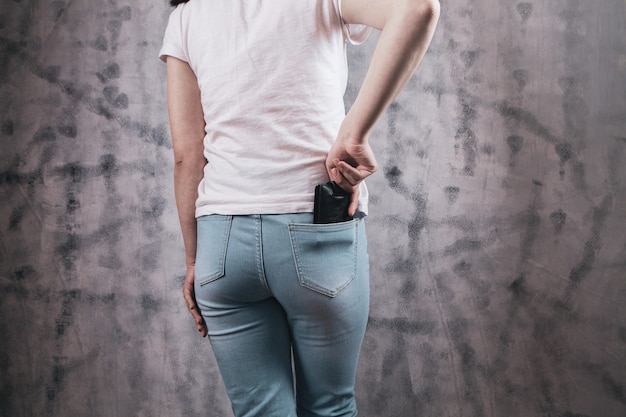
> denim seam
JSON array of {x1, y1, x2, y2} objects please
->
[{"x1": 255, "y1": 215, "x2": 271, "y2": 292}]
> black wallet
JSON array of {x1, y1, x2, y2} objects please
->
[{"x1": 313, "y1": 181, "x2": 353, "y2": 224}]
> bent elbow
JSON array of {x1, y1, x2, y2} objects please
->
[
  {"x1": 427, "y1": 0, "x2": 441, "y2": 20},
  {"x1": 406, "y1": 0, "x2": 440, "y2": 25}
]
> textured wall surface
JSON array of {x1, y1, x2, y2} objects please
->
[{"x1": 1, "y1": 1, "x2": 625, "y2": 416}]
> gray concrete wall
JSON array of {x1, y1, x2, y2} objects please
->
[{"x1": 1, "y1": 0, "x2": 624, "y2": 416}]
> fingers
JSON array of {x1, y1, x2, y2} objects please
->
[
  {"x1": 334, "y1": 160, "x2": 361, "y2": 186},
  {"x1": 334, "y1": 159, "x2": 375, "y2": 187},
  {"x1": 330, "y1": 162, "x2": 361, "y2": 216},
  {"x1": 183, "y1": 275, "x2": 208, "y2": 337},
  {"x1": 328, "y1": 166, "x2": 354, "y2": 195},
  {"x1": 325, "y1": 139, "x2": 377, "y2": 215}
]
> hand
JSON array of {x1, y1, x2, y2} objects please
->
[
  {"x1": 325, "y1": 137, "x2": 378, "y2": 216},
  {"x1": 183, "y1": 265, "x2": 208, "y2": 337}
]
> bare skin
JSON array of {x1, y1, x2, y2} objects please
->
[
  {"x1": 166, "y1": 0, "x2": 440, "y2": 337},
  {"x1": 327, "y1": 0, "x2": 441, "y2": 215},
  {"x1": 166, "y1": 58, "x2": 208, "y2": 336}
]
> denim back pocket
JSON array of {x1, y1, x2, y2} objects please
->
[
  {"x1": 195, "y1": 215, "x2": 232, "y2": 286},
  {"x1": 288, "y1": 219, "x2": 358, "y2": 297}
]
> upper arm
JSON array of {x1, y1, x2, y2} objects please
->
[
  {"x1": 339, "y1": 0, "x2": 390, "y2": 29},
  {"x1": 340, "y1": 0, "x2": 440, "y2": 30},
  {"x1": 166, "y1": 56, "x2": 205, "y2": 161}
]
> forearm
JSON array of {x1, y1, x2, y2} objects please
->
[
  {"x1": 341, "y1": 0, "x2": 440, "y2": 142},
  {"x1": 166, "y1": 56, "x2": 206, "y2": 267},
  {"x1": 174, "y1": 157, "x2": 205, "y2": 268}
]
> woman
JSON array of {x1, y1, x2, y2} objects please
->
[{"x1": 160, "y1": 0, "x2": 439, "y2": 416}]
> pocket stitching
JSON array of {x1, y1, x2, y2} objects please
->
[
  {"x1": 288, "y1": 219, "x2": 358, "y2": 297},
  {"x1": 196, "y1": 216, "x2": 232, "y2": 286}
]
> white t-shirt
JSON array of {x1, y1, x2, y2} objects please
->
[{"x1": 160, "y1": 0, "x2": 370, "y2": 216}]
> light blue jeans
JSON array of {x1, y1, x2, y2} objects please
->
[{"x1": 194, "y1": 213, "x2": 370, "y2": 417}]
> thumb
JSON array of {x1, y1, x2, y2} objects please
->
[{"x1": 348, "y1": 187, "x2": 360, "y2": 217}]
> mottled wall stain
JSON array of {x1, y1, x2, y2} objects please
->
[
  {"x1": 1, "y1": 0, "x2": 625, "y2": 417},
  {"x1": 357, "y1": 1, "x2": 626, "y2": 416}
]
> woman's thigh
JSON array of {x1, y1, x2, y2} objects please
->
[
  {"x1": 194, "y1": 214, "x2": 297, "y2": 417},
  {"x1": 262, "y1": 213, "x2": 370, "y2": 417}
]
